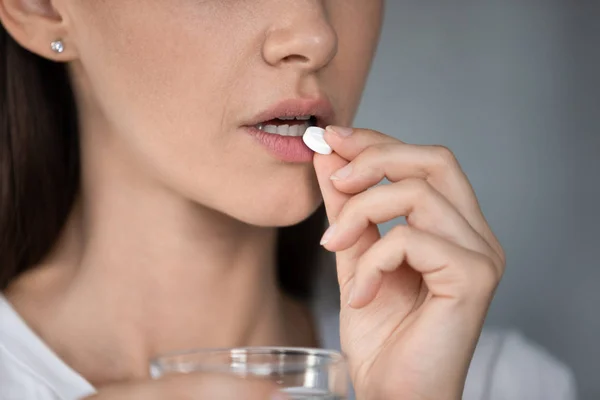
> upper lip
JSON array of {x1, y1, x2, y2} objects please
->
[{"x1": 246, "y1": 97, "x2": 335, "y2": 128}]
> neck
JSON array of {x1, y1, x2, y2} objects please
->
[{"x1": 5, "y1": 124, "x2": 317, "y2": 387}]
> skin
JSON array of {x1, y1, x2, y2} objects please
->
[{"x1": 0, "y1": 0, "x2": 505, "y2": 399}]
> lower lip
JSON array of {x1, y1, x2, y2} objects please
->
[{"x1": 244, "y1": 126, "x2": 315, "y2": 163}]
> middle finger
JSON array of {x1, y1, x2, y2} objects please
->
[
  {"x1": 328, "y1": 140, "x2": 481, "y2": 227},
  {"x1": 321, "y1": 178, "x2": 500, "y2": 268},
  {"x1": 324, "y1": 131, "x2": 497, "y2": 254}
]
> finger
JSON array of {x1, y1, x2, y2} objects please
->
[
  {"x1": 324, "y1": 127, "x2": 502, "y2": 261},
  {"x1": 86, "y1": 372, "x2": 282, "y2": 400},
  {"x1": 321, "y1": 179, "x2": 501, "y2": 270},
  {"x1": 313, "y1": 151, "x2": 352, "y2": 224},
  {"x1": 325, "y1": 130, "x2": 479, "y2": 228},
  {"x1": 313, "y1": 152, "x2": 380, "y2": 288},
  {"x1": 323, "y1": 125, "x2": 399, "y2": 161},
  {"x1": 349, "y1": 225, "x2": 500, "y2": 309}
]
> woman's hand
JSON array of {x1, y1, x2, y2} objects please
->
[
  {"x1": 314, "y1": 126, "x2": 505, "y2": 400},
  {"x1": 84, "y1": 372, "x2": 280, "y2": 400}
]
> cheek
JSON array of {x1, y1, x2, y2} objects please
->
[
  {"x1": 72, "y1": 2, "x2": 229, "y2": 134},
  {"x1": 70, "y1": 2, "x2": 247, "y2": 180}
]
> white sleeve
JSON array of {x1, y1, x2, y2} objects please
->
[{"x1": 473, "y1": 330, "x2": 577, "y2": 400}]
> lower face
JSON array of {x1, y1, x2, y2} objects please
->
[{"x1": 66, "y1": 0, "x2": 384, "y2": 227}]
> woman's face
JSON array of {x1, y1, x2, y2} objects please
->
[{"x1": 68, "y1": 0, "x2": 384, "y2": 226}]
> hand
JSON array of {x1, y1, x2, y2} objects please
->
[
  {"x1": 313, "y1": 126, "x2": 505, "y2": 400},
  {"x1": 83, "y1": 372, "x2": 281, "y2": 400}
]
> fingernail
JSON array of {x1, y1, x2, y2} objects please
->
[
  {"x1": 320, "y1": 224, "x2": 337, "y2": 245},
  {"x1": 330, "y1": 164, "x2": 353, "y2": 181},
  {"x1": 327, "y1": 125, "x2": 353, "y2": 137}
]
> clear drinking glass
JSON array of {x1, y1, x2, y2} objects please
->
[{"x1": 150, "y1": 346, "x2": 348, "y2": 399}]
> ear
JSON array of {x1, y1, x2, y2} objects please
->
[{"x1": 0, "y1": 0, "x2": 76, "y2": 61}]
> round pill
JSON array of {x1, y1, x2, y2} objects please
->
[{"x1": 302, "y1": 126, "x2": 332, "y2": 155}]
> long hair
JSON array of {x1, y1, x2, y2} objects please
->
[{"x1": 0, "y1": 25, "x2": 327, "y2": 300}]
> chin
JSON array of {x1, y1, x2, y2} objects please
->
[{"x1": 224, "y1": 191, "x2": 324, "y2": 228}]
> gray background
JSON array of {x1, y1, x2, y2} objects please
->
[{"x1": 355, "y1": 2, "x2": 599, "y2": 399}]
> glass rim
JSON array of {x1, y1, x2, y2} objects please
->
[
  {"x1": 152, "y1": 346, "x2": 345, "y2": 361},
  {"x1": 150, "y1": 346, "x2": 346, "y2": 371}
]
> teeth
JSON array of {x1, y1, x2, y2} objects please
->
[
  {"x1": 278, "y1": 115, "x2": 312, "y2": 121},
  {"x1": 277, "y1": 124, "x2": 289, "y2": 135},
  {"x1": 256, "y1": 122, "x2": 310, "y2": 137},
  {"x1": 263, "y1": 125, "x2": 278, "y2": 134}
]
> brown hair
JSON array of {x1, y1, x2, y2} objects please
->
[{"x1": 0, "y1": 25, "x2": 327, "y2": 300}]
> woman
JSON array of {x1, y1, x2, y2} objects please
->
[{"x1": 0, "y1": 1, "x2": 576, "y2": 399}]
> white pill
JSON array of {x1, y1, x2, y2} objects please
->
[{"x1": 302, "y1": 126, "x2": 332, "y2": 155}]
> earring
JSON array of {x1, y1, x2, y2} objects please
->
[{"x1": 50, "y1": 40, "x2": 64, "y2": 54}]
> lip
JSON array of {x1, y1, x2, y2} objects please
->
[
  {"x1": 244, "y1": 126, "x2": 315, "y2": 163},
  {"x1": 243, "y1": 97, "x2": 335, "y2": 163},
  {"x1": 244, "y1": 97, "x2": 335, "y2": 128}
]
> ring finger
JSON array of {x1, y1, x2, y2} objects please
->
[{"x1": 349, "y1": 224, "x2": 499, "y2": 309}]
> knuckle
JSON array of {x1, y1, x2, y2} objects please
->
[
  {"x1": 339, "y1": 193, "x2": 364, "y2": 220},
  {"x1": 353, "y1": 150, "x2": 384, "y2": 178},
  {"x1": 405, "y1": 211, "x2": 435, "y2": 234},
  {"x1": 490, "y1": 249, "x2": 506, "y2": 277},
  {"x1": 487, "y1": 235, "x2": 507, "y2": 268},
  {"x1": 471, "y1": 255, "x2": 501, "y2": 297},
  {"x1": 402, "y1": 179, "x2": 437, "y2": 222},
  {"x1": 364, "y1": 161, "x2": 385, "y2": 180},
  {"x1": 363, "y1": 142, "x2": 391, "y2": 160},
  {"x1": 357, "y1": 142, "x2": 404, "y2": 177},
  {"x1": 403, "y1": 178, "x2": 434, "y2": 200},
  {"x1": 336, "y1": 195, "x2": 371, "y2": 230},
  {"x1": 389, "y1": 224, "x2": 412, "y2": 243},
  {"x1": 453, "y1": 254, "x2": 499, "y2": 300},
  {"x1": 497, "y1": 245, "x2": 507, "y2": 267},
  {"x1": 431, "y1": 145, "x2": 458, "y2": 168}
]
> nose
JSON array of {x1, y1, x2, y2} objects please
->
[{"x1": 262, "y1": 2, "x2": 338, "y2": 72}]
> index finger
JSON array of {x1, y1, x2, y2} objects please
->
[{"x1": 323, "y1": 126, "x2": 398, "y2": 161}]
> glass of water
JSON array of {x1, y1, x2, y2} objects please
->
[{"x1": 150, "y1": 346, "x2": 348, "y2": 399}]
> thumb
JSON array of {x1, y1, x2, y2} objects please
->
[
  {"x1": 313, "y1": 153, "x2": 380, "y2": 289},
  {"x1": 313, "y1": 152, "x2": 351, "y2": 223}
]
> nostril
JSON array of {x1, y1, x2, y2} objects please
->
[{"x1": 282, "y1": 54, "x2": 310, "y2": 64}]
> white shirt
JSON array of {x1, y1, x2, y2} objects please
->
[{"x1": 0, "y1": 292, "x2": 577, "y2": 400}]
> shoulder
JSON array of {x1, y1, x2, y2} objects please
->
[
  {"x1": 0, "y1": 294, "x2": 96, "y2": 400},
  {"x1": 465, "y1": 328, "x2": 577, "y2": 400}
]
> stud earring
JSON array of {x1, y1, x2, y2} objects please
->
[{"x1": 50, "y1": 40, "x2": 64, "y2": 54}]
